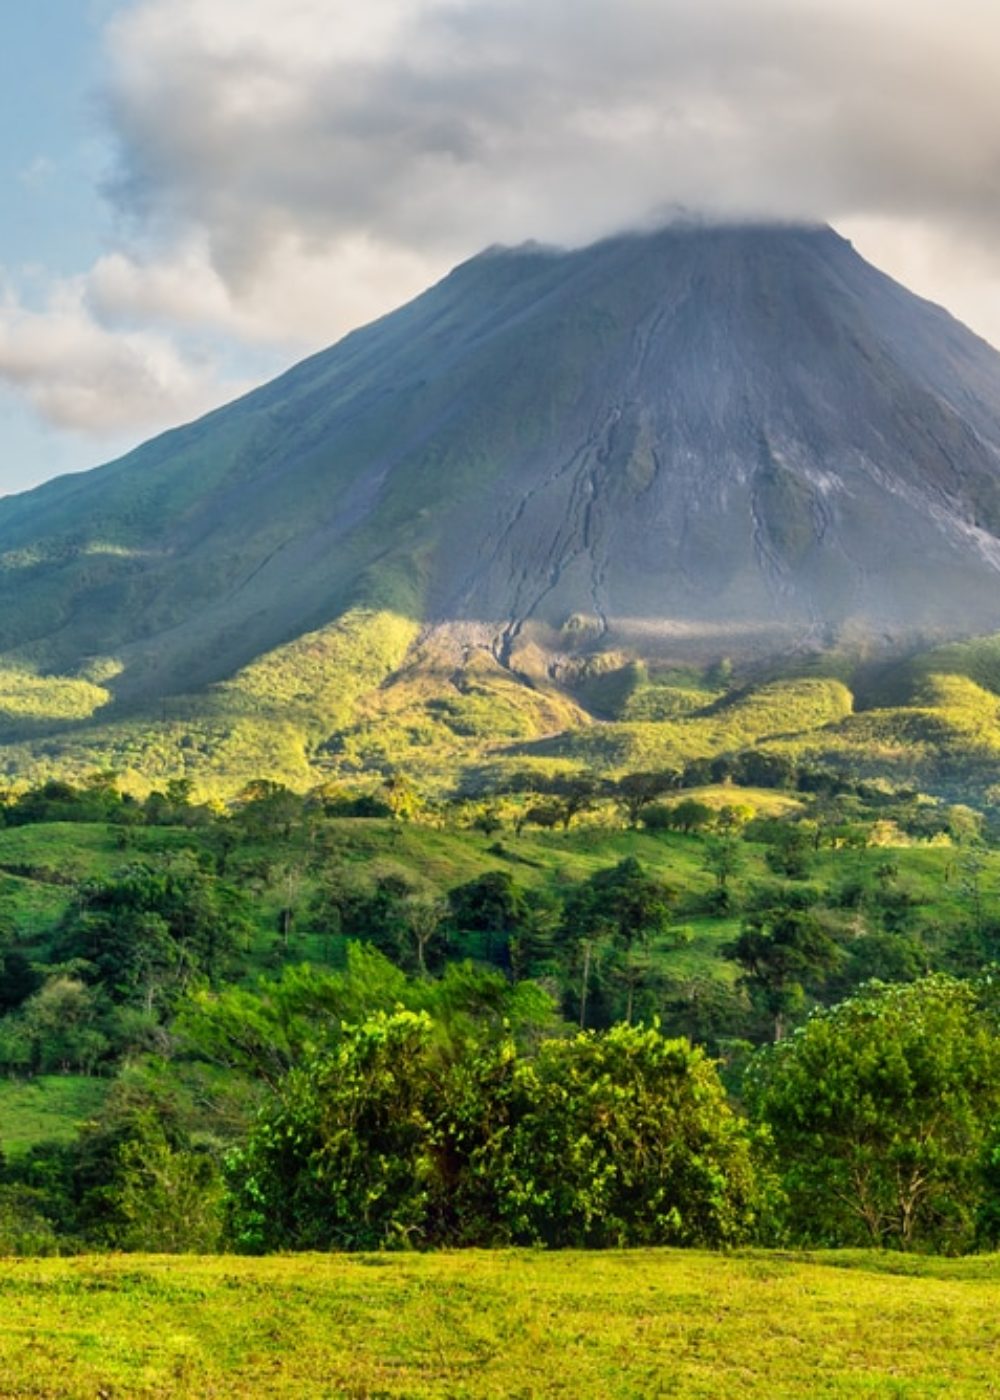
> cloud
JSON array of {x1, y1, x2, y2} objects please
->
[
  {"x1": 87, "y1": 232, "x2": 438, "y2": 347},
  {"x1": 7, "y1": 0, "x2": 1000, "y2": 447},
  {"x1": 0, "y1": 277, "x2": 247, "y2": 434},
  {"x1": 101, "y1": 0, "x2": 1000, "y2": 249},
  {"x1": 90, "y1": 0, "x2": 1000, "y2": 346}
]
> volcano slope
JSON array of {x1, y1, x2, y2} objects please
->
[{"x1": 5, "y1": 222, "x2": 1000, "y2": 793}]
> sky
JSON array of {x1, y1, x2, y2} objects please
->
[{"x1": 4, "y1": 0, "x2": 1000, "y2": 496}]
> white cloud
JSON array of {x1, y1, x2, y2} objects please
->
[
  {"x1": 96, "y1": 0, "x2": 1000, "y2": 340},
  {"x1": 8, "y1": 0, "x2": 1000, "y2": 447},
  {"x1": 87, "y1": 232, "x2": 438, "y2": 347},
  {"x1": 0, "y1": 277, "x2": 247, "y2": 434},
  {"x1": 101, "y1": 0, "x2": 1000, "y2": 240}
]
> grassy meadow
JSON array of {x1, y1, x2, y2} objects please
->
[{"x1": 0, "y1": 1248, "x2": 996, "y2": 1398}]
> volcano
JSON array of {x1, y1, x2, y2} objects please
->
[{"x1": 5, "y1": 221, "x2": 1000, "y2": 711}]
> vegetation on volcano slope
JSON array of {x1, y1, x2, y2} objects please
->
[{"x1": 6, "y1": 627, "x2": 1000, "y2": 801}]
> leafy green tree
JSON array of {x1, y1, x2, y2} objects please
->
[
  {"x1": 562, "y1": 858, "x2": 677, "y2": 1026},
  {"x1": 224, "y1": 1016, "x2": 759, "y2": 1253},
  {"x1": 977, "y1": 1126, "x2": 1000, "y2": 1247},
  {"x1": 484, "y1": 1025, "x2": 759, "y2": 1248},
  {"x1": 702, "y1": 835, "x2": 744, "y2": 912},
  {"x1": 225, "y1": 1010, "x2": 439, "y2": 1252},
  {"x1": 400, "y1": 895, "x2": 449, "y2": 976},
  {"x1": 647, "y1": 798, "x2": 714, "y2": 834},
  {"x1": 0, "y1": 934, "x2": 39, "y2": 1015},
  {"x1": 614, "y1": 772, "x2": 678, "y2": 827},
  {"x1": 518, "y1": 801, "x2": 563, "y2": 834},
  {"x1": 746, "y1": 976, "x2": 1000, "y2": 1250},
  {"x1": 0, "y1": 1185, "x2": 62, "y2": 1256},
  {"x1": 180, "y1": 943, "x2": 559, "y2": 1091},
  {"x1": 471, "y1": 806, "x2": 503, "y2": 838},
  {"x1": 547, "y1": 772, "x2": 602, "y2": 831},
  {"x1": 507, "y1": 888, "x2": 561, "y2": 983},
  {"x1": 55, "y1": 857, "x2": 251, "y2": 1009},
  {"x1": 382, "y1": 771, "x2": 423, "y2": 821},
  {"x1": 448, "y1": 870, "x2": 527, "y2": 965},
  {"x1": 5, "y1": 775, "x2": 127, "y2": 827},
  {"x1": 0, "y1": 977, "x2": 110, "y2": 1075},
  {"x1": 232, "y1": 780, "x2": 303, "y2": 841},
  {"x1": 762, "y1": 824, "x2": 815, "y2": 880},
  {"x1": 725, "y1": 907, "x2": 839, "y2": 1041},
  {"x1": 946, "y1": 804, "x2": 984, "y2": 846},
  {"x1": 706, "y1": 656, "x2": 734, "y2": 689},
  {"x1": 103, "y1": 1114, "x2": 223, "y2": 1253}
]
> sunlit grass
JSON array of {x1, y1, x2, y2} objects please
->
[
  {"x1": 0, "y1": 1076, "x2": 108, "y2": 1156},
  {"x1": 0, "y1": 1249, "x2": 995, "y2": 1398}
]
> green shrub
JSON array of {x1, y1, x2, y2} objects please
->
[{"x1": 224, "y1": 1014, "x2": 759, "y2": 1253}]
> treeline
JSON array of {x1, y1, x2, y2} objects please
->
[
  {"x1": 0, "y1": 766, "x2": 984, "y2": 847},
  {"x1": 5, "y1": 835, "x2": 993, "y2": 1081},
  {"x1": 0, "y1": 767, "x2": 995, "y2": 1075},
  {"x1": 3, "y1": 961, "x2": 999, "y2": 1256}
]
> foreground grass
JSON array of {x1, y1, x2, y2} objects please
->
[{"x1": 0, "y1": 1249, "x2": 997, "y2": 1398}]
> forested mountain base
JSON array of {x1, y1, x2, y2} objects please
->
[{"x1": 1, "y1": 767, "x2": 1000, "y2": 1257}]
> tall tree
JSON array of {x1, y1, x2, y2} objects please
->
[{"x1": 747, "y1": 976, "x2": 1000, "y2": 1251}]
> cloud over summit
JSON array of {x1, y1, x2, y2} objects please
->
[
  {"x1": 5, "y1": 0, "x2": 1000, "y2": 447},
  {"x1": 103, "y1": 0, "x2": 1000, "y2": 257}
]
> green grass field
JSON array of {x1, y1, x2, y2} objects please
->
[
  {"x1": 0, "y1": 1077, "x2": 107, "y2": 1156},
  {"x1": 0, "y1": 1249, "x2": 996, "y2": 1397}
]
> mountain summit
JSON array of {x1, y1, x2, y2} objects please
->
[{"x1": 5, "y1": 222, "x2": 1000, "y2": 715}]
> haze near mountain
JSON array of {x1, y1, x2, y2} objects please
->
[{"x1": 5, "y1": 221, "x2": 1000, "y2": 713}]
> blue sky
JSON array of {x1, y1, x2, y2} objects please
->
[
  {"x1": 4, "y1": 0, "x2": 1000, "y2": 500},
  {"x1": 1, "y1": 3, "x2": 118, "y2": 489},
  {"x1": 1, "y1": 4, "x2": 110, "y2": 278}
]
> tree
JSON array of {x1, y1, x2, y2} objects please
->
[
  {"x1": 706, "y1": 657, "x2": 733, "y2": 689},
  {"x1": 223, "y1": 1015, "x2": 760, "y2": 1253},
  {"x1": 518, "y1": 801, "x2": 563, "y2": 835},
  {"x1": 562, "y1": 859, "x2": 677, "y2": 1025},
  {"x1": 0, "y1": 977, "x2": 110, "y2": 1075},
  {"x1": 646, "y1": 797, "x2": 714, "y2": 835},
  {"x1": 471, "y1": 806, "x2": 503, "y2": 838},
  {"x1": 746, "y1": 976, "x2": 1000, "y2": 1251},
  {"x1": 401, "y1": 895, "x2": 449, "y2": 976},
  {"x1": 232, "y1": 780, "x2": 302, "y2": 841},
  {"x1": 447, "y1": 871, "x2": 527, "y2": 965},
  {"x1": 614, "y1": 771, "x2": 678, "y2": 828},
  {"x1": 763, "y1": 824, "x2": 815, "y2": 880},
  {"x1": 548, "y1": 773, "x2": 602, "y2": 831},
  {"x1": 0, "y1": 934, "x2": 39, "y2": 1015},
  {"x1": 103, "y1": 1115, "x2": 223, "y2": 1253},
  {"x1": 225, "y1": 1010, "x2": 440, "y2": 1252},
  {"x1": 725, "y1": 906, "x2": 839, "y2": 1041},
  {"x1": 55, "y1": 857, "x2": 251, "y2": 1010},
  {"x1": 702, "y1": 836, "x2": 743, "y2": 912},
  {"x1": 382, "y1": 772, "x2": 422, "y2": 821},
  {"x1": 486, "y1": 1025, "x2": 759, "y2": 1248}
]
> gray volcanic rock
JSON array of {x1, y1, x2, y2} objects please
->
[{"x1": 4, "y1": 221, "x2": 1000, "y2": 701}]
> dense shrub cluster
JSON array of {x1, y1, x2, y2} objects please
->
[{"x1": 224, "y1": 1015, "x2": 759, "y2": 1252}]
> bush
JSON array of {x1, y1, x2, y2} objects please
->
[
  {"x1": 746, "y1": 975, "x2": 1000, "y2": 1251},
  {"x1": 488, "y1": 1025, "x2": 759, "y2": 1248},
  {"x1": 0, "y1": 1184, "x2": 63, "y2": 1256},
  {"x1": 224, "y1": 1014, "x2": 759, "y2": 1253},
  {"x1": 225, "y1": 1011, "x2": 439, "y2": 1252}
]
